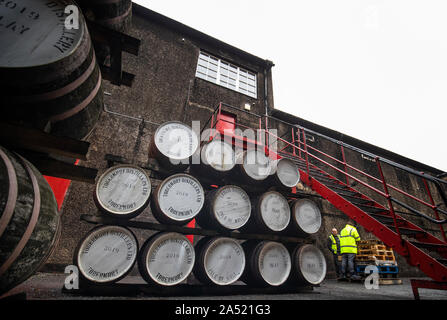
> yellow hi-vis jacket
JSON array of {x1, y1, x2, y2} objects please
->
[
  {"x1": 329, "y1": 234, "x2": 340, "y2": 255},
  {"x1": 339, "y1": 224, "x2": 361, "y2": 254}
]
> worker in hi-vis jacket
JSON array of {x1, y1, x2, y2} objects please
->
[
  {"x1": 327, "y1": 228, "x2": 341, "y2": 278},
  {"x1": 339, "y1": 220, "x2": 361, "y2": 280}
]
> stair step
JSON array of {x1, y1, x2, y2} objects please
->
[
  {"x1": 311, "y1": 175, "x2": 340, "y2": 186},
  {"x1": 332, "y1": 189, "x2": 363, "y2": 198},
  {"x1": 410, "y1": 241, "x2": 447, "y2": 251},
  {"x1": 343, "y1": 197, "x2": 375, "y2": 206},
  {"x1": 355, "y1": 204, "x2": 389, "y2": 214},
  {"x1": 437, "y1": 258, "x2": 447, "y2": 266},
  {"x1": 319, "y1": 180, "x2": 351, "y2": 190},
  {"x1": 386, "y1": 226, "x2": 426, "y2": 236},
  {"x1": 369, "y1": 212, "x2": 405, "y2": 223}
]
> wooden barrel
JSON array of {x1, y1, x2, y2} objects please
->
[
  {"x1": 195, "y1": 185, "x2": 251, "y2": 231},
  {"x1": 0, "y1": 146, "x2": 60, "y2": 295},
  {"x1": 138, "y1": 232, "x2": 195, "y2": 286},
  {"x1": 77, "y1": 0, "x2": 133, "y2": 64},
  {"x1": 74, "y1": 225, "x2": 138, "y2": 284},
  {"x1": 288, "y1": 199, "x2": 322, "y2": 236},
  {"x1": 193, "y1": 237, "x2": 245, "y2": 286},
  {"x1": 0, "y1": 0, "x2": 103, "y2": 141},
  {"x1": 236, "y1": 149, "x2": 272, "y2": 184},
  {"x1": 149, "y1": 121, "x2": 199, "y2": 172},
  {"x1": 78, "y1": 0, "x2": 132, "y2": 32},
  {"x1": 289, "y1": 244, "x2": 327, "y2": 286},
  {"x1": 269, "y1": 158, "x2": 300, "y2": 189},
  {"x1": 242, "y1": 191, "x2": 291, "y2": 234},
  {"x1": 241, "y1": 240, "x2": 291, "y2": 287},
  {"x1": 150, "y1": 173, "x2": 205, "y2": 225},
  {"x1": 94, "y1": 165, "x2": 152, "y2": 219},
  {"x1": 196, "y1": 140, "x2": 236, "y2": 177}
]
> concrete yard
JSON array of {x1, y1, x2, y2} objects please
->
[{"x1": 2, "y1": 273, "x2": 447, "y2": 301}]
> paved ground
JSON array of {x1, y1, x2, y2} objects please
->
[{"x1": 2, "y1": 273, "x2": 447, "y2": 300}]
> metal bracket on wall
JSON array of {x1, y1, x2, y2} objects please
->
[{"x1": 86, "y1": 21, "x2": 141, "y2": 87}]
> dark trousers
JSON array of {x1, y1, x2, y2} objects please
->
[
  {"x1": 332, "y1": 254, "x2": 341, "y2": 277},
  {"x1": 341, "y1": 253, "x2": 356, "y2": 277}
]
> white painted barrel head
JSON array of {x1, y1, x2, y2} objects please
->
[
  {"x1": 95, "y1": 165, "x2": 151, "y2": 217},
  {"x1": 212, "y1": 185, "x2": 251, "y2": 230},
  {"x1": 155, "y1": 173, "x2": 204, "y2": 222},
  {"x1": 143, "y1": 232, "x2": 195, "y2": 286},
  {"x1": 201, "y1": 140, "x2": 235, "y2": 172},
  {"x1": 292, "y1": 199, "x2": 322, "y2": 234},
  {"x1": 0, "y1": 0, "x2": 85, "y2": 68},
  {"x1": 203, "y1": 238, "x2": 245, "y2": 285},
  {"x1": 153, "y1": 121, "x2": 199, "y2": 164},
  {"x1": 275, "y1": 158, "x2": 300, "y2": 187},
  {"x1": 258, "y1": 242, "x2": 291, "y2": 286},
  {"x1": 259, "y1": 192, "x2": 291, "y2": 232},
  {"x1": 76, "y1": 226, "x2": 138, "y2": 283},
  {"x1": 241, "y1": 149, "x2": 271, "y2": 181},
  {"x1": 295, "y1": 244, "x2": 327, "y2": 285}
]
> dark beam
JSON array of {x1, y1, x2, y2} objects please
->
[
  {"x1": 86, "y1": 20, "x2": 141, "y2": 56},
  {"x1": 100, "y1": 66, "x2": 135, "y2": 87},
  {"x1": 0, "y1": 122, "x2": 90, "y2": 160},
  {"x1": 25, "y1": 153, "x2": 97, "y2": 184}
]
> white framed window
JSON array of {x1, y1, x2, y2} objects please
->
[{"x1": 195, "y1": 51, "x2": 257, "y2": 98}]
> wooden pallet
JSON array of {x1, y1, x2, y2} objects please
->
[
  {"x1": 358, "y1": 244, "x2": 387, "y2": 251},
  {"x1": 379, "y1": 278, "x2": 403, "y2": 285},
  {"x1": 355, "y1": 254, "x2": 396, "y2": 265},
  {"x1": 358, "y1": 240, "x2": 383, "y2": 245}
]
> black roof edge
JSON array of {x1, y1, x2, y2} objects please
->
[
  {"x1": 132, "y1": 3, "x2": 274, "y2": 69},
  {"x1": 270, "y1": 108, "x2": 445, "y2": 176}
]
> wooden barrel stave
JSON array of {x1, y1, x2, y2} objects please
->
[
  {"x1": 193, "y1": 236, "x2": 245, "y2": 286},
  {"x1": 241, "y1": 191, "x2": 291, "y2": 234},
  {"x1": 78, "y1": 0, "x2": 133, "y2": 64},
  {"x1": 287, "y1": 198, "x2": 322, "y2": 237},
  {"x1": 149, "y1": 122, "x2": 199, "y2": 172},
  {"x1": 192, "y1": 140, "x2": 236, "y2": 178},
  {"x1": 94, "y1": 165, "x2": 152, "y2": 219},
  {"x1": 289, "y1": 244, "x2": 327, "y2": 286},
  {"x1": 0, "y1": 0, "x2": 103, "y2": 140},
  {"x1": 74, "y1": 225, "x2": 138, "y2": 284},
  {"x1": 0, "y1": 146, "x2": 60, "y2": 295},
  {"x1": 268, "y1": 158, "x2": 300, "y2": 189},
  {"x1": 236, "y1": 149, "x2": 272, "y2": 185},
  {"x1": 138, "y1": 232, "x2": 195, "y2": 286},
  {"x1": 241, "y1": 240, "x2": 291, "y2": 287},
  {"x1": 195, "y1": 186, "x2": 251, "y2": 231},
  {"x1": 150, "y1": 173, "x2": 205, "y2": 226}
]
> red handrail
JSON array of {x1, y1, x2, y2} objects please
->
[
  {"x1": 264, "y1": 124, "x2": 446, "y2": 229},
  {"x1": 205, "y1": 103, "x2": 447, "y2": 242}
]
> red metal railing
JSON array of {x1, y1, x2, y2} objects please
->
[
  {"x1": 201, "y1": 102, "x2": 264, "y2": 148},
  {"x1": 203, "y1": 103, "x2": 447, "y2": 245},
  {"x1": 262, "y1": 115, "x2": 447, "y2": 243}
]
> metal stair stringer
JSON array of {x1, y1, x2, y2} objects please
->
[{"x1": 297, "y1": 165, "x2": 447, "y2": 283}]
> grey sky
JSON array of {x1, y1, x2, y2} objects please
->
[{"x1": 134, "y1": 0, "x2": 447, "y2": 172}]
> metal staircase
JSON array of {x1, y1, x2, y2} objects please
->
[
  {"x1": 205, "y1": 102, "x2": 447, "y2": 298},
  {"x1": 280, "y1": 151, "x2": 447, "y2": 282}
]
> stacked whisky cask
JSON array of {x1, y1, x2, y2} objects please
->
[{"x1": 74, "y1": 121, "x2": 327, "y2": 288}]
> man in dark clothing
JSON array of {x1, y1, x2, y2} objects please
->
[{"x1": 327, "y1": 228, "x2": 341, "y2": 278}]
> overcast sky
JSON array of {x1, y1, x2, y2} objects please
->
[{"x1": 134, "y1": 0, "x2": 447, "y2": 172}]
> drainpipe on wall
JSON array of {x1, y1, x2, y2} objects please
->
[{"x1": 263, "y1": 60, "x2": 275, "y2": 117}]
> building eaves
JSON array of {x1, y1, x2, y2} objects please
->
[
  {"x1": 132, "y1": 3, "x2": 274, "y2": 69},
  {"x1": 270, "y1": 108, "x2": 445, "y2": 176}
]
